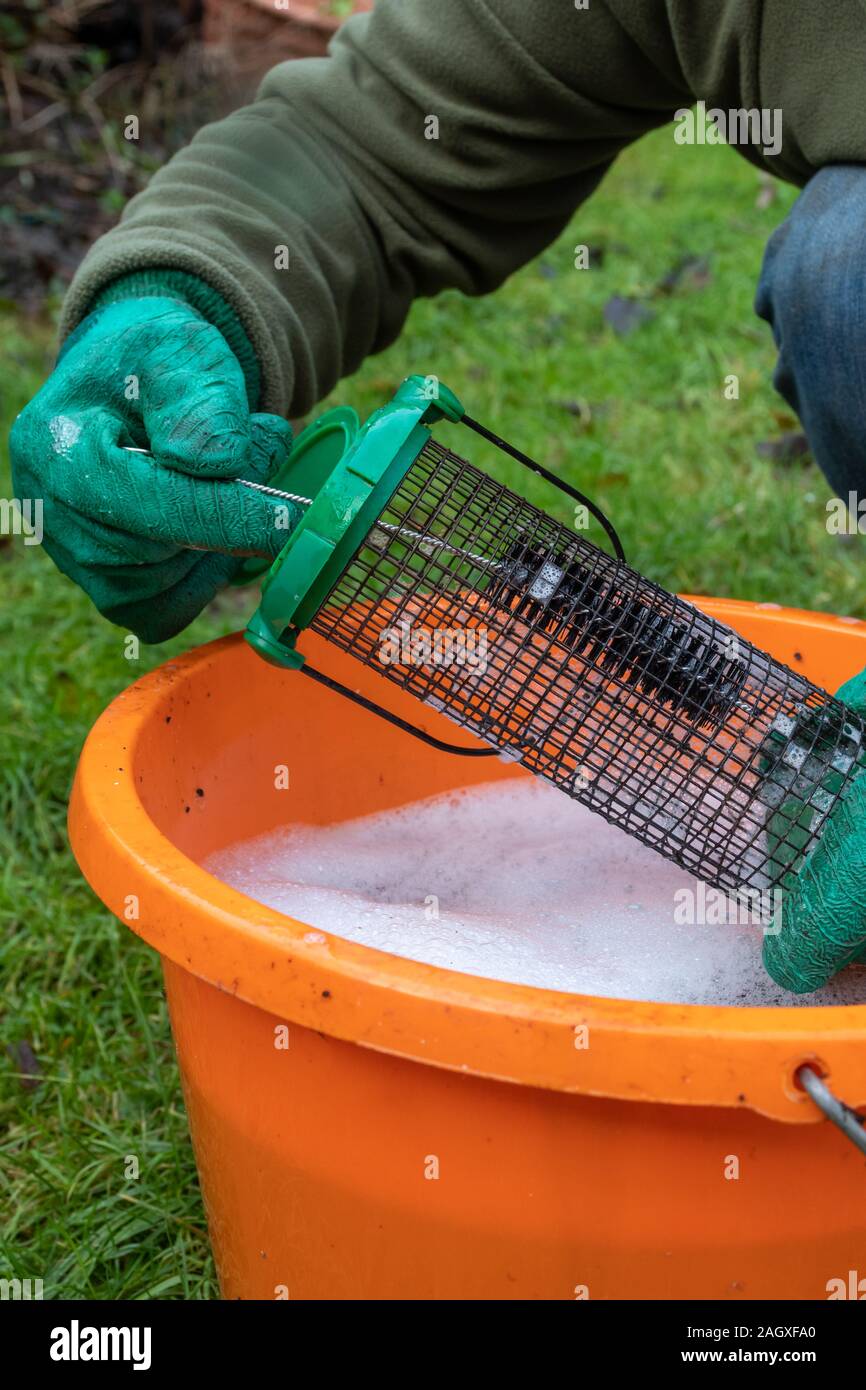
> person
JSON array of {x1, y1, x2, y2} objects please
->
[{"x1": 10, "y1": 0, "x2": 866, "y2": 992}]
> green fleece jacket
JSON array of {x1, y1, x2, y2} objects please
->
[{"x1": 60, "y1": 0, "x2": 866, "y2": 415}]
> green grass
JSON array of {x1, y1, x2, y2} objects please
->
[{"x1": 1, "y1": 129, "x2": 862, "y2": 1299}]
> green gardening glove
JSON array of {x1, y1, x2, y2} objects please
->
[
  {"x1": 10, "y1": 292, "x2": 299, "y2": 643},
  {"x1": 763, "y1": 668, "x2": 866, "y2": 992}
]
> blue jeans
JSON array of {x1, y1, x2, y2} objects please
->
[{"x1": 755, "y1": 165, "x2": 866, "y2": 498}]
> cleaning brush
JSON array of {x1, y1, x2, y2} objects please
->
[{"x1": 494, "y1": 538, "x2": 749, "y2": 728}]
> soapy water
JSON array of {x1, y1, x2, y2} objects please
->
[{"x1": 205, "y1": 779, "x2": 865, "y2": 1007}]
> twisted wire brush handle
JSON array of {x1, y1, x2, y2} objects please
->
[
  {"x1": 120, "y1": 446, "x2": 501, "y2": 568},
  {"x1": 121, "y1": 446, "x2": 313, "y2": 508},
  {"x1": 120, "y1": 445, "x2": 312, "y2": 558}
]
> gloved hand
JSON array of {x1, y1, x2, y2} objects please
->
[
  {"x1": 763, "y1": 668, "x2": 866, "y2": 992},
  {"x1": 10, "y1": 294, "x2": 298, "y2": 643}
]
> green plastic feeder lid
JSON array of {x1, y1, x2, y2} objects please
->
[
  {"x1": 245, "y1": 375, "x2": 464, "y2": 668},
  {"x1": 232, "y1": 404, "x2": 361, "y2": 584}
]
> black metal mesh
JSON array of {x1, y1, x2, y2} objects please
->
[{"x1": 310, "y1": 436, "x2": 866, "y2": 896}]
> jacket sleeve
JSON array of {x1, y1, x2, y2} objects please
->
[{"x1": 59, "y1": 0, "x2": 690, "y2": 415}]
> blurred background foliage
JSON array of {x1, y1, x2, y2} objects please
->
[{"x1": 0, "y1": 0, "x2": 232, "y2": 311}]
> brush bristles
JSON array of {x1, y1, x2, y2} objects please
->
[{"x1": 495, "y1": 542, "x2": 747, "y2": 729}]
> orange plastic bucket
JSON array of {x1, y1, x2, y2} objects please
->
[{"x1": 69, "y1": 599, "x2": 866, "y2": 1300}]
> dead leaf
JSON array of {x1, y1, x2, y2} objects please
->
[
  {"x1": 7, "y1": 1040, "x2": 41, "y2": 1091},
  {"x1": 756, "y1": 175, "x2": 777, "y2": 210},
  {"x1": 655, "y1": 255, "x2": 712, "y2": 297},
  {"x1": 756, "y1": 432, "x2": 811, "y2": 464},
  {"x1": 604, "y1": 296, "x2": 655, "y2": 337}
]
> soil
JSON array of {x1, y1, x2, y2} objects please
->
[{"x1": 1, "y1": 0, "x2": 369, "y2": 314}]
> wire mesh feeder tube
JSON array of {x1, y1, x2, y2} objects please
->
[
  {"x1": 306, "y1": 436, "x2": 865, "y2": 898},
  {"x1": 245, "y1": 377, "x2": 866, "y2": 905}
]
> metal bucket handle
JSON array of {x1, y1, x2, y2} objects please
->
[{"x1": 797, "y1": 1064, "x2": 866, "y2": 1155}]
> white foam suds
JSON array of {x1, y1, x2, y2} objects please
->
[{"x1": 205, "y1": 779, "x2": 865, "y2": 1007}]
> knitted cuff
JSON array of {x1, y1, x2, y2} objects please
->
[{"x1": 91, "y1": 269, "x2": 262, "y2": 408}]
